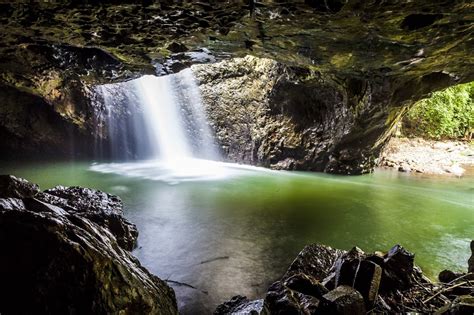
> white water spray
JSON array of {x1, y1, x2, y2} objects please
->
[
  {"x1": 135, "y1": 74, "x2": 192, "y2": 161},
  {"x1": 95, "y1": 68, "x2": 219, "y2": 163},
  {"x1": 92, "y1": 68, "x2": 242, "y2": 182}
]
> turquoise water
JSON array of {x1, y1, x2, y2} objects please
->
[{"x1": 1, "y1": 160, "x2": 472, "y2": 313}]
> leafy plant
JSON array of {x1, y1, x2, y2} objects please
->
[{"x1": 403, "y1": 81, "x2": 473, "y2": 139}]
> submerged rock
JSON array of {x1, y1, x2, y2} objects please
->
[{"x1": 0, "y1": 175, "x2": 177, "y2": 314}]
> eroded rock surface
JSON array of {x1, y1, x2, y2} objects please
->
[
  {"x1": 193, "y1": 56, "x2": 399, "y2": 173},
  {"x1": 0, "y1": 175, "x2": 177, "y2": 315}
]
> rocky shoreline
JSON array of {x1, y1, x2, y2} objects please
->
[
  {"x1": 380, "y1": 137, "x2": 474, "y2": 176},
  {"x1": 216, "y1": 244, "x2": 474, "y2": 315}
]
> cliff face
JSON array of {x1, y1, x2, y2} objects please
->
[
  {"x1": 193, "y1": 56, "x2": 402, "y2": 173},
  {"x1": 0, "y1": 1, "x2": 472, "y2": 173}
]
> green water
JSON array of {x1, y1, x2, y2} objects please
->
[{"x1": 1, "y1": 161, "x2": 472, "y2": 314}]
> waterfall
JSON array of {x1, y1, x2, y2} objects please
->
[
  {"x1": 94, "y1": 68, "x2": 219, "y2": 163},
  {"x1": 91, "y1": 68, "x2": 272, "y2": 182}
]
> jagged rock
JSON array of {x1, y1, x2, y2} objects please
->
[
  {"x1": 380, "y1": 245, "x2": 414, "y2": 292},
  {"x1": 214, "y1": 295, "x2": 266, "y2": 315},
  {"x1": 265, "y1": 244, "x2": 345, "y2": 314},
  {"x1": 284, "y1": 244, "x2": 346, "y2": 281},
  {"x1": 0, "y1": 179, "x2": 177, "y2": 315},
  {"x1": 322, "y1": 285, "x2": 366, "y2": 315},
  {"x1": 468, "y1": 240, "x2": 474, "y2": 273},
  {"x1": 266, "y1": 280, "x2": 324, "y2": 315},
  {"x1": 0, "y1": 197, "x2": 26, "y2": 210},
  {"x1": 284, "y1": 273, "x2": 329, "y2": 298},
  {"x1": 335, "y1": 258, "x2": 382, "y2": 306},
  {"x1": 0, "y1": 175, "x2": 39, "y2": 198},
  {"x1": 36, "y1": 186, "x2": 138, "y2": 250}
]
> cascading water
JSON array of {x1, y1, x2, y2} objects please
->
[
  {"x1": 94, "y1": 68, "x2": 219, "y2": 163},
  {"x1": 91, "y1": 68, "x2": 261, "y2": 182}
]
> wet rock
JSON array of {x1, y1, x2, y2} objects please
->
[
  {"x1": 266, "y1": 280, "x2": 323, "y2": 315},
  {"x1": 322, "y1": 285, "x2": 366, "y2": 315},
  {"x1": 380, "y1": 245, "x2": 414, "y2": 292},
  {"x1": 336, "y1": 258, "x2": 382, "y2": 306},
  {"x1": 284, "y1": 273, "x2": 329, "y2": 298},
  {"x1": 0, "y1": 198, "x2": 26, "y2": 210},
  {"x1": 214, "y1": 295, "x2": 266, "y2": 315},
  {"x1": 468, "y1": 240, "x2": 474, "y2": 273},
  {"x1": 265, "y1": 244, "x2": 345, "y2": 314},
  {"x1": 283, "y1": 244, "x2": 346, "y2": 281},
  {"x1": 37, "y1": 186, "x2": 138, "y2": 250},
  {"x1": 0, "y1": 183, "x2": 177, "y2": 315},
  {"x1": 0, "y1": 175, "x2": 39, "y2": 198},
  {"x1": 220, "y1": 243, "x2": 474, "y2": 314},
  {"x1": 439, "y1": 269, "x2": 463, "y2": 283}
]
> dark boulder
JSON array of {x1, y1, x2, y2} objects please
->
[
  {"x1": 380, "y1": 245, "x2": 414, "y2": 292},
  {"x1": 285, "y1": 244, "x2": 346, "y2": 281},
  {"x1": 335, "y1": 257, "x2": 382, "y2": 307},
  {"x1": 37, "y1": 186, "x2": 138, "y2": 250},
  {"x1": 265, "y1": 244, "x2": 345, "y2": 314},
  {"x1": 0, "y1": 176, "x2": 177, "y2": 315},
  {"x1": 439, "y1": 269, "x2": 463, "y2": 283}
]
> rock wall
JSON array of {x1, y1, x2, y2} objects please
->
[{"x1": 193, "y1": 56, "x2": 403, "y2": 174}]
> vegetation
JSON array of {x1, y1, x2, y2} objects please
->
[{"x1": 403, "y1": 82, "x2": 473, "y2": 140}]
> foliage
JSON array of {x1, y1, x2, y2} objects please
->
[{"x1": 403, "y1": 81, "x2": 474, "y2": 139}]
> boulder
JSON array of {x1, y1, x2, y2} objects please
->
[
  {"x1": 380, "y1": 245, "x2": 415, "y2": 292},
  {"x1": 265, "y1": 244, "x2": 345, "y2": 314},
  {"x1": 439, "y1": 269, "x2": 463, "y2": 283},
  {"x1": 0, "y1": 177, "x2": 177, "y2": 315},
  {"x1": 335, "y1": 258, "x2": 382, "y2": 306}
]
